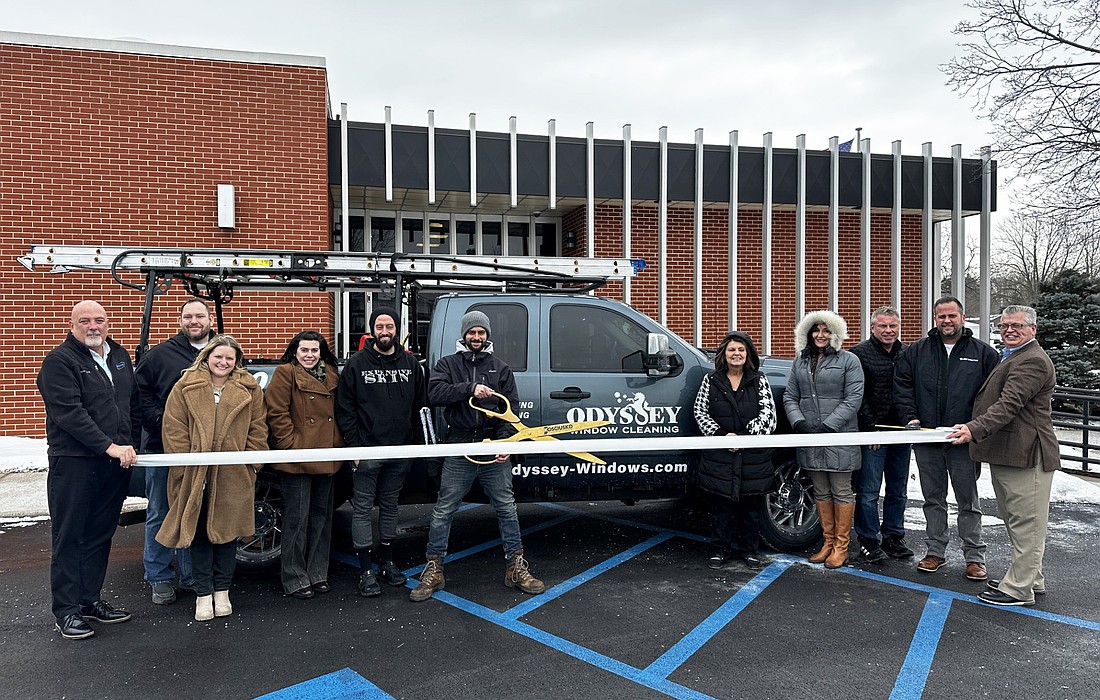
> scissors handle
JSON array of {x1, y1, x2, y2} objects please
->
[{"x1": 467, "y1": 390, "x2": 520, "y2": 424}]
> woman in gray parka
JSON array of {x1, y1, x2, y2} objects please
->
[{"x1": 783, "y1": 310, "x2": 864, "y2": 569}]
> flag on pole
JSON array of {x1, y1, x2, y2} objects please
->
[{"x1": 838, "y1": 139, "x2": 854, "y2": 152}]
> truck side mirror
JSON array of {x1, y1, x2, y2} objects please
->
[{"x1": 643, "y1": 333, "x2": 675, "y2": 377}]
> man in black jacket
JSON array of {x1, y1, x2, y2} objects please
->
[
  {"x1": 36, "y1": 300, "x2": 141, "y2": 640},
  {"x1": 851, "y1": 306, "x2": 913, "y2": 563},
  {"x1": 409, "y1": 310, "x2": 545, "y2": 602},
  {"x1": 895, "y1": 296, "x2": 999, "y2": 581},
  {"x1": 134, "y1": 299, "x2": 212, "y2": 605},
  {"x1": 337, "y1": 306, "x2": 427, "y2": 598}
]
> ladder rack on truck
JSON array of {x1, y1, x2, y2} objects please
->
[{"x1": 19, "y1": 244, "x2": 644, "y2": 359}]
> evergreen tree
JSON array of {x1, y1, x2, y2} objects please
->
[{"x1": 1033, "y1": 270, "x2": 1100, "y2": 389}]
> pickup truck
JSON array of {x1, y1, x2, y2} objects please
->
[{"x1": 238, "y1": 292, "x2": 819, "y2": 564}]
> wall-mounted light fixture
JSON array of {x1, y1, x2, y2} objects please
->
[
  {"x1": 217, "y1": 184, "x2": 235, "y2": 229},
  {"x1": 563, "y1": 230, "x2": 577, "y2": 249}
]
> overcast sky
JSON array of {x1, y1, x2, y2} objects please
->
[{"x1": 2, "y1": 1, "x2": 996, "y2": 159}]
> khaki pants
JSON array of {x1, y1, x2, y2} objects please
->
[{"x1": 989, "y1": 459, "x2": 1054, "y2": 602}]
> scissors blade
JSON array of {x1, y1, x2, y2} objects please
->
[{"x1": 510, "y1": 420, "x2": 609, "y2": 440}]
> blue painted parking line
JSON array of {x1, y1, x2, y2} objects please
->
[
  {"x1": 539, "y1": 501, "x2": 711, "y2": 543},
  {"x1": 644, "y1": 559, "x2": 795, "y2": 679},
  {"x1": 502, "y1": 531, "x2": 676, "y2": 621},
  {"x1": 253, "y1": 667, "x2": 394, "y2": 700},
  {"x1": 890, "y1": 590, "x2": 952, "y2": 700}
]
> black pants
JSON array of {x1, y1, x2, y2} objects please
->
[
  {"x1": 188, "y1": 493, "x2": 238, "y2": 596},
  {"x1": 709, "y1": 492, "x2": 765, "y2": 555},
  {"x1": 47, "y1": 455, "x2": 129, "y2": 620}
]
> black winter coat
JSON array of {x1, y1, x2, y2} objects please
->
[
  {"x1": 134, "y1": 332, "x2": 202, "y2": 453},
  {"x1": 894, "y1": 328, "x2": 999, "y2": 427},
  {"x1": 37, "y1": 333, "x2": 141, "y2": 457},
  {"x1": 336, "y1": 343, "x2": 427, "y2": 447},
  {"x1": 850, "y1": 336, "x2": 907, "y2": 431},
  {"x1": 692, "y1": 370, "x2": 778, "y2": 500},
  {"x1": 428, "y1": 341, "x2": 518, "y2": 441}
]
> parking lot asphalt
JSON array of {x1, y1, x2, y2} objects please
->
[{"x1": 1, "y1": 497, "x2": 1099, "y2": 700}]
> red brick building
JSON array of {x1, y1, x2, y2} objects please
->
[{"x1": 1, "y1": 32, "x2": 992, "y2": 437}]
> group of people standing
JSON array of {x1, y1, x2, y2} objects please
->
[
  {"x1": 37, "y1": 299, "x2": 544, "y2": 639},
  {"x1": 693, "y1": 298, "x2": 1059, "y2": 609}
]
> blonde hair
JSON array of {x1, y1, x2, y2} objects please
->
[{"x1": 186, "y1": 334, "x2": 250, "y2": 379}]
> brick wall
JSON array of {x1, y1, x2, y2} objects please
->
[
  {"x1": 1, "y1": 42, "x2": 331, "y2": 437},
  {"x1": 567, "y1": 203, "x2": 926, "y2": 356}
]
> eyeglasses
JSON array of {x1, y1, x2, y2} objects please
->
[{"x1": 996, "y1": 322, "x2": 1033, "y2": 331}]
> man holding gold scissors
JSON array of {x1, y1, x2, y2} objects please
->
[{"x1": 410, "y1": 311, "x2": 545, "y2": 602}]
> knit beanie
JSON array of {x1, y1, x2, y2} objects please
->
[
  {"x1": 369, "y1": 306, "x2": 400, "y2": 334},
  {"x1": 460, "y1": 310, "x2": 491, "y2": 338}
]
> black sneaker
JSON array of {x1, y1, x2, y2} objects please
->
[
  {"x1": 357, "y1": 570, "x2": 382, "y2": 598},
  {"x1": 737, "y1": 553, "x2": 767, "y2": 571},
  {"x1": 55, "y1": 614, "x2": 94, "y2": 640},
  {"x1": 378, "y1": 563, "x2": 408, "y2": 586},
  {"x1": 858, "y1": 538, "x2": 888, "y2": 564},
  {"x1": 881, "y1": 535, "x2": 915, "y2": 559},
  {"x1": 78, "y1": 600, "x2": 131, "y2": 624}
]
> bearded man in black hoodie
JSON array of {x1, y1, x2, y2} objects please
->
[{"x1": 337, "y1": 307, "x2": 426, "y2": 597}]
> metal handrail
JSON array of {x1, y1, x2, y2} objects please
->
[{"x1": 1052, "y1": 385, "x2": 1100, "y2": 476}]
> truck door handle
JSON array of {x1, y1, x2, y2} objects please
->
[{"x1": 550, "y1": 387, "x2": 591, "y2": 401}]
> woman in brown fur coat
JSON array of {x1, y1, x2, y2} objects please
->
[{"x1": 156, "y1": 335, "x2": 267, "y2": 622}]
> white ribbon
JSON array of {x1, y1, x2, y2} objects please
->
[{"x1": 136, "y1": 429, "x2": 953, "y2": 467}]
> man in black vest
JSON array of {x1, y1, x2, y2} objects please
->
[{"x1": 37, "y1": 300, "x2": 141, "y2": 640}]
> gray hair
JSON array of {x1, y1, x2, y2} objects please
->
[
  {"x1": 870, "y1": 305, "x2": 899, "y2": 323},
  {"x1": 1001, "y1": 305, "x2": 1037, "y2": 325}
]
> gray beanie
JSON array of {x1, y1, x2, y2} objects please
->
[{"x1": 460, "y1": 310, "x2": 491, "y2": 338}]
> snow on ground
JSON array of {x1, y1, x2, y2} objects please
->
[{"x1": 1, "y1": 437, "x2": 1099, "y2": 527}]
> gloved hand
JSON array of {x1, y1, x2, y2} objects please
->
[
  {"x1": 792, "y1": 420, "x2": 809, "y2": 434},
  {"x1": 904, "y1": 421, "x2": 922, "y2": 430},
  {"x1": 816, "y1": 423, "x2": 836, "y2": 433}
]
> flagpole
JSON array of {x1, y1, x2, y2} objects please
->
[{"x1": 855, "y1": 127, "x2": 862, "y2": 153}]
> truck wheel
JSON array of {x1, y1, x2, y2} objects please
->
[
  {"x1": 758, "y1": 459, "x2": 821, "y2": 552},
  {"x1": 237, "y1": 472, "x2": 282, "y2": 566}
]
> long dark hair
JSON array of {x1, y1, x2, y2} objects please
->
[
  {"x1": 280, "y1": 330, "x2": 338, "y2": 365},
  {"x1": 714, "y1": 331, "x2": 760, "y2": 373}
]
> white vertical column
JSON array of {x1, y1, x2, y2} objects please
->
[
  {"x1": 339, "y1": 103, "x2": 350, "y2": 358},
  {"x1": 795, "y1": 133, "x2": 806, "y2": 323},
  {"x1": 548, "y1": 119, "x2": 557, "y2": 211},
  {"x1": 923, "y1": 142, "x2": 935, "y2": 328},
  {"x1": 623, "y1": 124, "x2": 632, "y2": 303},
  {"x1": 829, "y1": 136, "x2": 840, "y2": 312},
  {"x1": 762, "y1": 132, "x2": 773, "y2": 355},
  {"x1": 586, "y1": 122, "x2": 595, "y2": 257},
  {"x1": 951, "y1": 144, "x2": 965, "y2": 301},
  {"x1": 861, "y1": 138, "x2": 871, "y2": 340},
  {"x1": 659, "y1": 126, "x2": 668, "y2": 327},
  {"x1": 728, "y1": 131, "x2": 739, "y2": 330},
  {"x1": 509, "y1": 116, "x2": 518, "y2": 209},
  {"x1": 469, "y1": 113, "x2": 478, "y2": 208},
  {"x1": 980, "y1": 145, "x2": 992, "y2": 343},
  {"x1": 427, "y1": 110, "x2": 436, "y2": 205},
  {"x1": 694, "y1": 128, "x2": 704, "y2": 347},
  {"x1": 891, "y1": 140, "x2": 902, "y2": 312},
  {"x1": 384, "y1": 106, "x2": 393, "y2": 203}
]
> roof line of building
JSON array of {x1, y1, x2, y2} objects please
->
[{"x1": 0, "y1": 30, "x2": 325, "y2": 68}]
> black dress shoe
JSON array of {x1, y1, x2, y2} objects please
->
[
  {"x1": 55, "y1": 614, "x2": 94, "y2": 640},
  {"x1": 311, "y1": 581, "x2": 331, "y2": 594},
  {"x1": 988, "y1": 579, "x2": 1045, "y2": 595},
  {"x1": 737, "y1": 553, "x2": 767, "y2": 571},
  {"x1": 977, "y1": 589, "x2": 1034, "y2": 607},
  {"x1": 79, "y1": 600, "x2": 131, "y2": 624},
  {"x1": 707, "y1": 550, "x2": 731, "y2": 570},
  {"x1": 290, "y1": 587, "x2": 315, "y2": 600}
]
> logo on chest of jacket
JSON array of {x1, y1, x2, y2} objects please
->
[{"x1": 361, "y1": 369, "x2": 413, "y2": 384}]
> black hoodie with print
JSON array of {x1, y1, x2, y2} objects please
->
[{"x1": 335, "y1": 342, "x2": 427, "y2": 448}]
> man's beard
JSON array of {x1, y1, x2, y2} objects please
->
[
  {"x1": 374, "y1": 335, "x2": 395, "y2": 353},
  {"x1": 82, "y1": 334, "x2": 103, "y2": 349},
  {"x1": 185, "y1": 326, "x2": 210, "y2": 342}
]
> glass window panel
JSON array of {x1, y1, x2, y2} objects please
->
[
  {"x1": 428, "y1": 219, "x2": 451, "y2": 254},
  {"x1": 371, "y1": 216, "x2": 395, "y2": 254},
  {"x1": 349, "y1": 215, "x2": 366, "y2": 252},
  {"x1": 403, "y1": 217, "x2": 424, "y2": 252},
  {"x1": 549, "y1": 305, "x2": 648, "y2": 373},
  {"x1": 535, "y1": 222, "x2": 558, "y2": 256},
  {"x1": 469, "y1": 303, "x2": 527, "y2": 371},
  {"x1": 507, "y1": 222, "x2": 529, "y2": 256},
  {"x1": 482, "y1": 221, "x2": 503, "y2": 255},
  {"x1": 456, "y1": 220, "x2": 476, "y2": 255}
]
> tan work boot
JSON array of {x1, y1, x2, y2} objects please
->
[
  {"x1": 826, "y1": 502, "x2": 855, "y2": 569},
  {"x1": 808, "y1": 500, "x2": 835, "y2": 564},
  {"x1": 505, "y1": 551, "x2": 545, "y2": 594},
  {"x1": 409, "y1": 556, "x2": 445, "y2": 602}
]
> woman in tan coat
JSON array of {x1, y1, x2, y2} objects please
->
[
  {"x1": 156, "y1": 335, "x2": 267, "y2": 622},
  {"x1": 264, "y1": 331, "x2": 343, "y2": 599}
]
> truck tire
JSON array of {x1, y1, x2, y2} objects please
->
[
  {"x1": 237, "y1": 471, "x2": 282, "y2": 566},
  {"x1": 758, "y1": 458, "x2": 821, "y2": 551}
]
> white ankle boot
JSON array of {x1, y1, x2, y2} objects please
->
[
  {"x1": 195, "y1": 595, "x2": 214, "y2": 622},
  {"x1": 213, "y1": 590, "x2": 232, "y2": 617}
]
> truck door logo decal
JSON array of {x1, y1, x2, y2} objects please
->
[{"x1": 564, "y1": 392, "x2": 682, "y2": 435}]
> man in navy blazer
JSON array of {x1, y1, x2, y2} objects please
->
[{"x1": 948, "y1": 305, "x2": 1060, "y2": 606}]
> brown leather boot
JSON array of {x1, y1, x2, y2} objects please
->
[
  {"x1": 409, "y1": 556, "x2": 445, "y2": 602},
  {"x1": 808, "y1": 500, "x2": 835, "y2": 564},
  {"x1": 826, "y1": 502, "x2": 855, "y2": 569},
  {"x1": 505, "y1": 551, "x2": 545, "y2": 594}
]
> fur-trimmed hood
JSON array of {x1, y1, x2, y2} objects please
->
[{"x1": 793, "y1": 310, "x2": 848, "y2": 355}]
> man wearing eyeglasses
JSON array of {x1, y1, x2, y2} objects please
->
[
  {"x1": 946, "y1": 306, "x2": 1059, "y2": 606},
  {"x1": 895, "y1": 296, "x2": 999, "y2": 581}
]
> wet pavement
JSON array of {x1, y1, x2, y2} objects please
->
[{"x1": 1, "y1": 497, "x2": 1098, "y2": 700}]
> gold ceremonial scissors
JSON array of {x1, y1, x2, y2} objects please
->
[{"x1": 464, "y1": 391, "x2": 610, "y2": 465}]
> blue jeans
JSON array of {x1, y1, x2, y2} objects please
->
[
  {"x1": 426, "y1": 455, "x2": 523, "y2": 558},
  {"x1": 144, "y1": 465, "x2": 193, "y2": 585},
  {"x1": 854, "y1": 444, "x2": 912, "y2": 541}
]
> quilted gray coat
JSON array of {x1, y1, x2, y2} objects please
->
[{"x1": 782, "y1": 310, "x2": 865, "y2": 473}]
